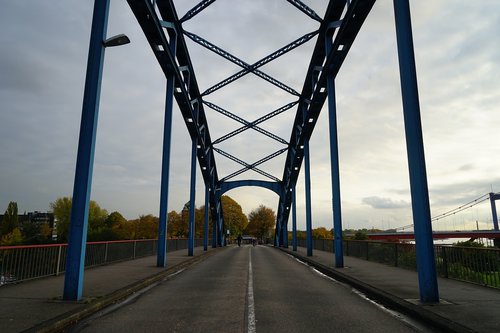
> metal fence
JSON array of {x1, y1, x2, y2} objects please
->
[
  {"x1": 298, "y1": 239, "x2": 500, "y2": 289},
  {"x1": 0, "y1": 238, "x2": 203, "y2": 286}
]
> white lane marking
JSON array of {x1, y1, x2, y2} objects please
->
[{"x1": 248, "y1": 247, "x2": 256, "y2": 333}]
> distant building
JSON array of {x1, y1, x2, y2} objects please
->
[{"x1": 0, "y1": 211, "x2": 55, "y2": 229}]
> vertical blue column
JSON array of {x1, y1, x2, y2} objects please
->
[
  {"x1": 203, "y1": 186, "x2": 209, "y2": 251},
  {"x1": 283, "y1": 218, "x2": 289, "y2": 248},
  {"x1": 157, "y1": 66, "x2": 175, "y2": 268},
  {"x1": 292, "y1": 187, "x2": 297, "y2": 251},
  {"x1": 394, "y1": 0, "x2": 439, "y2": 303},
  {"x1": 326, "y1": 74, "x2": 344, "y2": 268},
  {"x1": 212, "y1": 198, "x2": 218, "y2": 248},
  {"x1": 489, "y1": 193, "x2": 499, "y2": 230},
  {"x1": 188, "y1": 139, "x2": 197, "y2": 256},
  {"x1": 63, "y1": 0, "x2": 110, "y2": 301},
  {"x1": 304, "y1": 140, "x2": 313, "y2": 256},
  {"x1": 274, "y1": 223, "x2": 280, "y2": 247}
]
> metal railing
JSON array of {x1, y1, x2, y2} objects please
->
[
  {"x1": 0, "y1": 238, "x2": 204, "y2": 286},
  {"x1": 297, "y1": 239, "x2": 500, "y2": 289}
]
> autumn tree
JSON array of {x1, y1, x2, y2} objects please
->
[
  {"x1": 130, "y1": 214, "x2": 158, "y2": 239},
  {"x1": 1, "y1": 201, "x2": 19, "y2": 236},
  {"x1": 245, "y1": 205, "x2": 276, "y2": 240},
  {"x1": 312, "y1": 227, "x2": 332, "y2": 239},
  {"x1": 221, "y1": 196, "x2": 248, "y2": 238},
  {"x1": 167, "y1": 210, "x2": 185, "y2": 238}
]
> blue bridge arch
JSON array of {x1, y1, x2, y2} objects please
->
[{"x1": 219, "y1": 180, "x2": 283, "y2": 197}]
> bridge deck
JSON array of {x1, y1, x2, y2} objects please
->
[{"x1": 1, "y1": 246, "x2": 499, "y2": 332}]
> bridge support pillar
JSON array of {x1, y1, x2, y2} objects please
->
[
  {"x1": 489, "y1": 192, "x2": 499, "y2": 231},
  {"x1": 304, "y1": 140, "x2": 313, "y2": 256},
  {"x1": 394, "y1": 0, "x2": 439, "y2": 303},
  {"x1": 282, "y1": 216, "x2": 289, "y2": 248},
  {"x1": 63, "y1": 0, "x2": 110, "y2": 301},
  {"x1": 325, "y1": 41, "x2": 344, "y2": 268},
  {"x1": 212, "y1": 198, "x2": 218, "y2": 248},
  {"x1": 157, "y1": 28, "x2": 177, "y2": 267},
  {"x1": 188, "y1": 139, "x2": 197, "y2": 256},
  {"x1": 292, "y1": 187, "x2": 297, "y2": 251},
  {"x1": 203, "y1": 185, "x2": 209, "y2": 251}
]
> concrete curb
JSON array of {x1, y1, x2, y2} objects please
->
[
  {"x1": 278, "y1": 247, "x2": 476, "y2": 333},
  {"x1": 23, "y1": 248, "x2": 223, "y2": 333}
]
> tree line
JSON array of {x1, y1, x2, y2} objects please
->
[{"x1": 0, "y1": 197, "x2": 277, "y2": 246}]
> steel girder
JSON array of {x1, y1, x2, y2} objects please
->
[
  {"x1": 127, "y1": 0, "x2": 376, "y2": 246},
  {"x1": 127, "y1": 0, "x2": 222, "y2": 230},
  {"x1": 276, "y1": 0, "x2": 376, "y2": 237}
]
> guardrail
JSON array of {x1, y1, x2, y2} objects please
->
[
  {"x1": 0, "y1": 238, "x2": 203, "y2": 286},
  {"x1": 297, "y1": 239, "x2": 500, "y2": 289}
]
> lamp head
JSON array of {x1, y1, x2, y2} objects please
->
[{"x1": 103, "y1": 34, "x2": 130, "y2": 48}]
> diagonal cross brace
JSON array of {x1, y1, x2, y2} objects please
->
[
  {"x1": 180, "y1": 0, "x2": 217, "y2": 23},
  {"x1": 184, "y1": 31, "x2": 300, "y2": 96},
  {"x1": 213, "y1": 101, "x2": 298, "y2": 145},
  {"x1": 204, "y1": 101, "x2": 288, "y2": 145},
  {"x1": 286, "y1": 0, "x2": 323, "y2": 22},
  {"x1": 214, "y1": 147, "x2": 287, "y2": 182},
  {"x1": 202, "y1": 30, "x2": 318, "y2": 96}
]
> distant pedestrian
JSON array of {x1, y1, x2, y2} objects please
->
[{"x1": 237, "y1": 234, "x2": 242, "y2": 247}]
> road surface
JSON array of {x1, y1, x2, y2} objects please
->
[{"x1": 71, "y1": 245, "x2": 433, "y2": 332}]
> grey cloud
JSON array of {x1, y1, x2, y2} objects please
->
[{"x1": 362, "y1": 196, "x2": 410, "y2": 209}]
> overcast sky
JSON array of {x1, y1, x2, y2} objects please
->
[{"x1": 1, "y1": 0, "x2": 499, "y2": 232}]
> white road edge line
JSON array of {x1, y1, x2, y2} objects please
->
[{"x1": 248, "y1": 247, "x2": 256, "y2": 333}]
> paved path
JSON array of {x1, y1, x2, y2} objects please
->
[
  {"x1": 0, "y1": 246, "x2": 216, "y2": 333},
  {"x1": 71, "y1": 245, "x2": 431, "y2": 333},
  {"x1": 1, "y1": 245, "x2": 499, "y2": 332},
  {"x1": 282, "y1": 246, "x2": 500, "y2": 333}
]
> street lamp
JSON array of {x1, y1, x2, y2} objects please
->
[
  {"x1": 103, "y1": 34, "x2": 130, "y2": 48},
  {"x1": 63, "y1": 0, "x2": 129, "y2": 301}
]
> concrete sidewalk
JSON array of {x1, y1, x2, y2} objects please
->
[
  {"x1": 0, "y1": 246, "x2": 219, "y2": 333},
  {"x1": 281, "y1": 246, "x2": 500, "y2": 333}
]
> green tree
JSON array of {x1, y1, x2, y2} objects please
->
[
  {"x1": 1, "y1": 201, "x2": 19, "y2": 236},
  {"x1": 50, "y1": 197, "x2": 72, "y2": 241},
  {"x1": 245, "y1": 205, "x2": 276, "y2": 240},
  {"x1": 221, "y1": 196, "x2": 248, "y2": 238},
  {"x1": 50, "y1": 197, "x2": 110, "y2": 241}
]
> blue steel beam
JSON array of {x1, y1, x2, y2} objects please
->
[
  {"x1": 325, "y1": 33, "x2": 344, "y2": 268},
  {"x1": 204, "y1": 101, "x2": 288, "y2": 145},
  {"x1": 212, "y1": 101, "x2": 297, "y2": 145},
  {"x1": 220, "y1": 180, "x2": 283, "y2": 197},
  {"x1": 180, "y1": 0, "x2": 217, "y2": 23},
  {"x1": 393, "y1": 0, "x2": 438, "y2": 303},
  {"x1": 286, "y1": 0, "x2": 323, "y2": 22},
  {"x1": 202, "y1": 31, "x2": 318, "y2": 96},
  {"x1": 188, "y1": 139, "x2": 197, "y2": 256},
  {"x1": 128, "y1": 0, "x2": 221, "y2": 242},
  {"x1": 292, "y1": 187, "x2": 297, "y2": 251},
  {"x1": 63, "y1": 0, "x2": 110, "y2": 301},
  {"x1": 157, "y1": 20, "x2": 177, "y2": 268},
  {"x1": 203, "y1": 185, "x2": 209, "y2": 251},
  {"x1": 275, "y1": 0, "x2": 376, "y2": 248},
  {"x1": 304, "y1": 140, "x2": 313, "y2": 256},
  {"x1": 214, "y1": 147, "x2": 286, "y2": 182},
  {"x1": 184, "y1": 31, "x2": 300, "y2": 96}
]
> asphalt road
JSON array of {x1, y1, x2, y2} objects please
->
[{"x1": 72, "y1": 245, "x2": 433, "y2": 333}]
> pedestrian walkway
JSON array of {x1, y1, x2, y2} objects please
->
[
  {"x1": 281, "y1": 246, "x2": 500, "y2": 333},
  {"x1": 0, "y1": 246, "x2": 218, "y2": 333},
  {"x1": 2, "y1": 245, "x2": 500, "y2": 332}
]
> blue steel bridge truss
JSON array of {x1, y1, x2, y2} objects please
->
[
  {"x1": 65, "y1": 0, "x2": 440, "y2": 304},
  {"x1": 125, "y1": 0, "x2": 377, "y2": 251}
]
